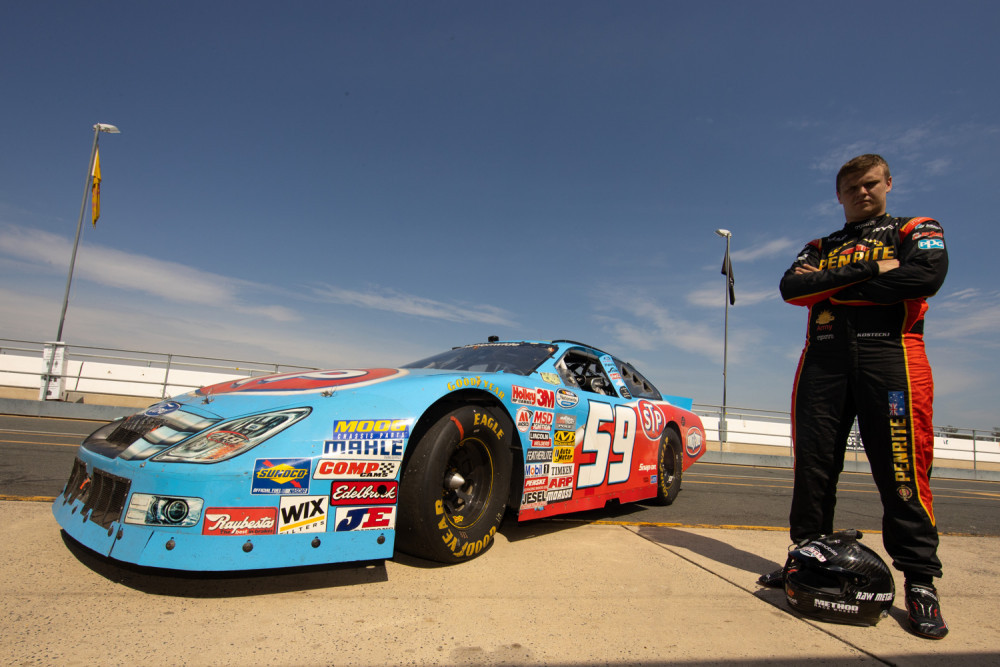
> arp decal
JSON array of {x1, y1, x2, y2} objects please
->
[
  {"x1": 252, "y1": 458, "x2": 311, "y2": 495},
  {"x1": 203, "y1": 507, "x2": 277, "y2": 536},
  {"x1": 197, "y1": 369, "x2": 404, "y2": 396},
  {"x1": 278, "y1": 496, "x2": 328, "y2": 534},
  {"x1": 577, "y1": 401, "x2": 636, "y2": 488}
]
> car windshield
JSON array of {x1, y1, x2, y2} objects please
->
[{"x1": 403, "y1": 342, "x2": 556, "y2": 376}]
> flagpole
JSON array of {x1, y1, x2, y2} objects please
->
[
  {"x1": 42, "y1": 123, "x2": 120, "y2": 400},
  {"x1": 714, "y1": 228, "x2": 732, "y2": 443}
]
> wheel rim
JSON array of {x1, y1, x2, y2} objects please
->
[
  {"x1": 662, "y1": 438, "x2": 677, "y2": 486},
  {"x1": 441, "y1": 437, "x2": 493, "y2": 529}
]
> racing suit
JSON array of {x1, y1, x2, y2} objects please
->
[{"x1": 779, "y1": 213, "x2": 948, "y2": 579}]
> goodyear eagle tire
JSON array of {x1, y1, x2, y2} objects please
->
[
  {"x1": 654, "y1": 427, "x2": 683, "y2": 505},
  {"x1": 396, "y1": 405, "x2": 512, "y2": 563}
]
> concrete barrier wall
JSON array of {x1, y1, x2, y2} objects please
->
[{"x1": 3, "y1": 351, "x2": 998, "y2": 478}]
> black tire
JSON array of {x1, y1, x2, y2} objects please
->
[
  {"x1": 653, "y1": 427, "x2": 683, "y2": 505},
  {"x1": 396, "y1": 405, "x2": 512, "y2": 563}
]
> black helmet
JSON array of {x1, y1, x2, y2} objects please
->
[{"x1": 784, "y1": 529, "x2": 895, "y2": 626}]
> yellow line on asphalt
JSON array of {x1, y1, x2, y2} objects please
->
[
  {"x1": 0, "y1": 494, "x2": 57, "y2": 502},
  {"x1": 0, "y1": 440, "x2": 80, "y2": 447}
]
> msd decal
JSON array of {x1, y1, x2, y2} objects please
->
[
  {"x1": 334, "y1": 506, "x2": 396, "y2": 531},
  {"x1": 197, "y1": 368, "x2": 404, "y2": 396},
  {"x1": 252, "y1": 458, "x2": 311, "y2": 495}
]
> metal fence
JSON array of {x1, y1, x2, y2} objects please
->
[
  {"x1": 3, "y1": 338, "x2": 998, "y2": 475},
  {"x1": 0, "y1": 338, "x2": 317, "y2": 400},
  {"x1": 693, "y1": 403, "x2": 1000, "y2": 475}
]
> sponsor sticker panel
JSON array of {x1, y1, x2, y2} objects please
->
[{"x1": 278, "y1": 496, "x2": 328, "y2": 534}]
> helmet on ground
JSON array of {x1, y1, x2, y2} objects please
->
[{"x1": 783, "y1": 529, "x2": 894, "y2": 626}]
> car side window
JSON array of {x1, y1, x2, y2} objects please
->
[
  {"x1": 614, "y1": 359, "x2": 662, "y2": 400},
  {"x1": 555, "y1": 350, "x2": 615, "y2": 396}
]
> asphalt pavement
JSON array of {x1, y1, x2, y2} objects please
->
[{"x1": 2, "y1": 498, "x2": 998, "y2": 666}]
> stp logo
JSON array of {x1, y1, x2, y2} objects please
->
[{"x1": 638, "y1": 400, "x2": 665, "y2": 441}]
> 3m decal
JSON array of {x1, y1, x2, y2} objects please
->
[
  {"x1": 203, "y1": 507, "x2": 277, "y2": 536},
  {"x1": 252, "y1": 458, "x2": 312, "y2": 495},
  {"x1": 314, "y1": 459, "x2": 400, "y2": 480},
  {"x1": 334, "y1": 506, "x2": 396, "y2": 531},
  {"x1": 278, "y1": 496, "x2": 328, "y2": 534},
  {"x1": 511, "y1": 385, "x2": 555, "y2": 409},
  {"x1": 577, "y1": 401, "x2": 636, "y2": 488}
]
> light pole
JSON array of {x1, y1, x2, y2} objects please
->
[
  {"x1": 715, "y1": 228, "x2": 732, "y2": 443},
  {"x1": 42, "y1": 123, "x2": 121, "y2": 400}
]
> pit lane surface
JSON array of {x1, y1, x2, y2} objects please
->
[{"x1": 2, "y1": 414, "x2": 999, "y2": 537}]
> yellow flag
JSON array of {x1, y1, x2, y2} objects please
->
[{"x1": 91, "y1": 149, "x2": 102, "y2": 226}]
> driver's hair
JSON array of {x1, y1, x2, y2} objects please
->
[{"x1": 836, "y1": 154, "x2": 890, "y2": 192}]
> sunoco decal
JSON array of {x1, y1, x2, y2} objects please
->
[{"x1": 252, "y1": 458, "x2": 311, "y2": 495}]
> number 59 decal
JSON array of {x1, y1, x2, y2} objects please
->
[{"x1": 577, "y1": 401, "x2": 636, "y2": 488}]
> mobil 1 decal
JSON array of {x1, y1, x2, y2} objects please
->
[{"x1": 577, "y1": 400, "x2": 636, "y2": 488}]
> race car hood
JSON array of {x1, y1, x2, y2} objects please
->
[{"x1": 81, "y1": 367, "x2": 460, "y2": 463}]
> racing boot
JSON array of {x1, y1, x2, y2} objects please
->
[{"x1": 905, "y1": 582, "x2": 949, "y2": 639}]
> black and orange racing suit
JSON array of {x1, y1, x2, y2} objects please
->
[{"x1": 779, "y1": 213, "x2": 948, "y2": 579}]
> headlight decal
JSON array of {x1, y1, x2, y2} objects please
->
[{"x1": 153, "y1": 407, "x2": 311, "y2": 463}]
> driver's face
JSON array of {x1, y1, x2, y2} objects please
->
[{"x1": 837, "y1": 166, "x2": 892, "y2": 223}]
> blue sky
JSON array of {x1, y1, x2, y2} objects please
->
[{"x1": 1, "y1": 2, "x2": 998, "y2": 429}]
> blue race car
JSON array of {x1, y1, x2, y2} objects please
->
[{"x1": 53, "y1": 339, "x2": 706, "y2": 570}]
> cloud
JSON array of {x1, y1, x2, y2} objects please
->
[
  {"x1": 731, "y1": 238, "x2": 797, "y2": 262},
  {"x1": 686, "y1": 284, "x2": 777, "y2": 308},
  {"x1": 311, "y1": 284, "x2": 516, "y2": 326},
  {"x1": 0, "y1": 224, "x2": 299, "y2": 322},
  {"x1": 595, "y1": 289, "x2": 724, "y2": 358},
  {"x1": 928, "y1": 288, "x2": 1000, "y2": 344}
]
